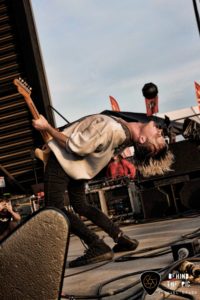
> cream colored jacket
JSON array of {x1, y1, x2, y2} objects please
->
[{"x1": 48, "y1": 114, "x2": 127, "y2": 179}]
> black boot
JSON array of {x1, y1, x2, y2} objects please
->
[
  {"x1": 112, "y1": 232, "x2": 139, "y2": 253},
  {"x1": 68, "y1": 240, "x2": 113, "y2": 268}
]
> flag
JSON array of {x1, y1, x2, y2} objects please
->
[
  {"x1": 145, "y1": 96, "x2": 159, "y2": 116},
  {"x1": 194, "y1": 81, "x2": 200, "y2": 111},
  {"x1": 109, "y1": 95, "x2": 120, "y2": 111}
]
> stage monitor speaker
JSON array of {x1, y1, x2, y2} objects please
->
[
  {"x1": 180, "y1": 178, "x2": 200, "y2": 209},
  {"x1": 168, "y1": 140, "x2": 200, "y2": 176},
  {"x1": 140, "y1": 187, "x2": 170, "y2": 219},
  {"x1": 0, "y1": 208, "x2": 70, "y2": 300}
]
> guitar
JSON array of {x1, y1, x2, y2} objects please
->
[{"x1": 13, "y1": 78, "x2": 51, "y2": 166}]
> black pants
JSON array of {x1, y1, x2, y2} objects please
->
[{"x1": 44, "y1": 153, "x2": 120, "y2": 246}]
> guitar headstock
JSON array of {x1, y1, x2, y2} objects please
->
[{"x1": 13, "y1": 78, "x2": 32, "y2": 98}]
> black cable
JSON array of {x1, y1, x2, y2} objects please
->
[
  {"x1": 61, "y1": 295, "x2": 98, "y2": 299},
  {"x1": 121, "y1": 288, "x2": 144, "y2": 300},
  {"x1": 182, "y1": 227, "x2": 200, "y2": 239},
  {"x1": 61, "y1": 279, "x2": 141, "y2": 299},
  {"x1": 115, "y1": 248, "x2": 171, "y2": 262},
  {"x1": 64, "y1": 260, "x2": 112, "y2": 278},
  {"x1": 49, "y1": 105, "x2": 70, "y2": 124},
  {"x1": 192, "y1": 0, "x2": 200, "y2": 36}
]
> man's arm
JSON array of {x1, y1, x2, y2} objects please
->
[{"x1": 32, "y1": 115, "x2": 67, "y2": 148}]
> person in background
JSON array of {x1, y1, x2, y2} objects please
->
[
  {"x1": 0, "y1": 199, "x2": 21, "y2": 242},
  {"x1": 106, "y1": 154, "x2": 136, "y2": 179},
  {"x1": 32, "y1": 113, "x2": 174, "y2": 267}
]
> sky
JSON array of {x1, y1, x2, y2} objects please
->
[{"x1": 31, "y1": 0, "x2": 200, "y2": 127}]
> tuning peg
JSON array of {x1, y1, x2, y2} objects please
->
[{"x1": 15, "y1": 77, "x2": 32, "y2": 91}]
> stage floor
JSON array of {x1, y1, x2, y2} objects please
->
[{"x1": 62, "y1": 214, "x2": 200, "y2": 299}]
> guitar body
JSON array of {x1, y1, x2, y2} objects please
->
[{"x1": 34, "y1": 147, "x2": 50, "y2": 168}]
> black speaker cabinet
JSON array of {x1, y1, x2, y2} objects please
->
[
  {"x1": 140, "y1": 187, "x2": 171, "y2": 219},
  {"x1": 169, "y1": 140, "x2": 200, "y2": 176},
  {"x1": 180, "y1": 178, "x2": 200, "y2": 209}
]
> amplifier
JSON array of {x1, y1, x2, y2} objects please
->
[{"x1": 86, "y1": 182, "x2": 141, "y2": 220}]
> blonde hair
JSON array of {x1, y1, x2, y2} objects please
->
[
  {"x1": 133, "y1": 141, "x2": 174, "y2": 177},
  {"x1": 137, "y1": 150, "x2": 174, "y2": 177}
]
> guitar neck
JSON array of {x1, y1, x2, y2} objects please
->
[{"x1": 24, "y1": 95, "x2": 52, "y2": 143}]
